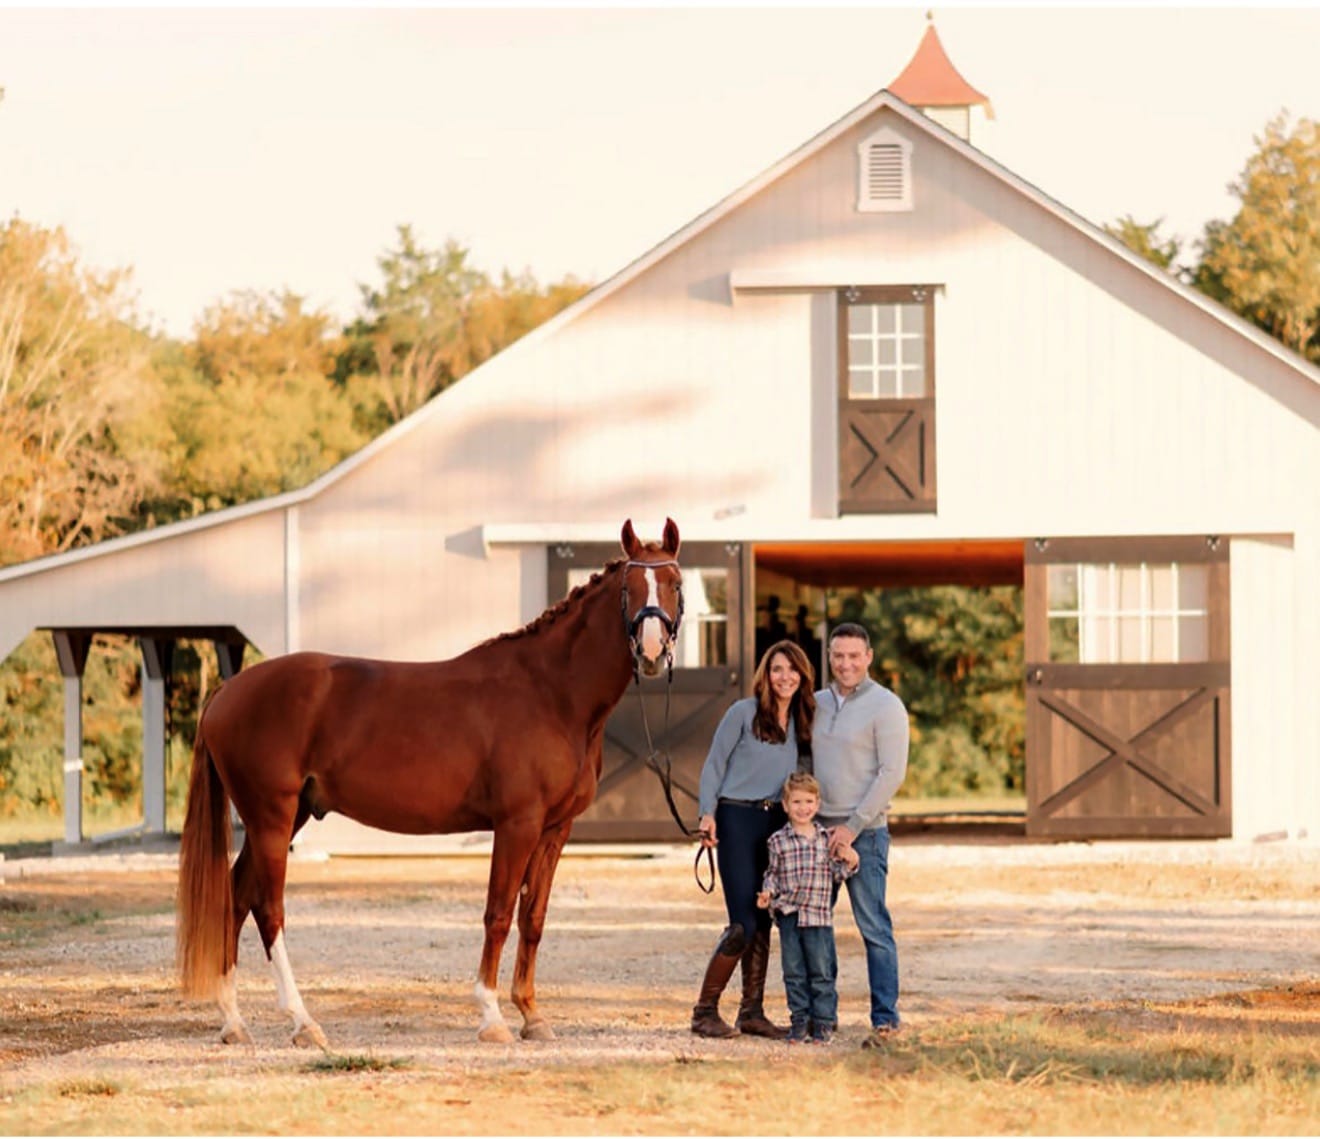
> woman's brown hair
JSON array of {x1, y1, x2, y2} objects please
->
[{"x1": 750, "y1": 639, "x2": 816, "y2": 752}]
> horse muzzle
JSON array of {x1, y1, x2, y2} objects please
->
[{"x1": 629, "y1": 607, "x2": 678, "y2": 677}]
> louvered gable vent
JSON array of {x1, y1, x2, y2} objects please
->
[
  {"x1": 856, "y1": 126, "x2": 913, "y2": 212},
  {"x1": 867, "y1": 143, "x2": 904, "y2": 199}
]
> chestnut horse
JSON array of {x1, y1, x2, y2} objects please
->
[{"x1": 177, "y1": 518, "x2": 683, "y2": 1048}]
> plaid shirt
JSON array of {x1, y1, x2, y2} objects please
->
[{"x1": 761, "y1": 820, "x2": 857, "y2": 928}]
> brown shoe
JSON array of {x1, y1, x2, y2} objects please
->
[
  {"x1": 690, "y1": 1005, "x2": 739, "y2": 1039},
  {"x1": 860, "y1": 1023, "x2": 903, "y2": 1050}
]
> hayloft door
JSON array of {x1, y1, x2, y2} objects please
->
[
  {"x1": 549, "y1": 540, "x2": 747, "y2": 841},
  {"x1": 1024, "y1": 536, "x2": 1231, "y2": 838},
  {"x1": 838, "y1": 285, "x2": 938, "y2": 514}
]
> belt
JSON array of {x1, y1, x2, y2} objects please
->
[{"x1": 718, "y1": 797, "x2": 781, "y2": 811}]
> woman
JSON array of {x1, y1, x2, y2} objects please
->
[{"x1": 690, "y1": 639, "x2": 816, "y2": 1039}]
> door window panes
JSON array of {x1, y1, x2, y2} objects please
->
[
  {"x1": 1046, "y1": 562, "x2": 1210, "y2": 663},
  {"x1": 846, "y1": 301, "x2": 926, "y2": 398}
]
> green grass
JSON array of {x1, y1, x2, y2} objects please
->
[
  {"x1": 305, "y1": 1053, "x2": 413, "y2": 1074},
  {"x1": 56, "y1": 1077, "x2": 121, "y2": 1099}
]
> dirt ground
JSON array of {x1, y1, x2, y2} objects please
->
[{"x1": 1, "y1": 836, "x2": 1317, "y2": 1091}]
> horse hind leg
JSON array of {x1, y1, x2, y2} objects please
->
[
  {"x1": 217, "y1": 966, "x2": 251, "y2": 1046},
  {"x1": 512, "y1": 819, "x2": 573, "y2": 1042},
  {"x1": 217, "y1": 842, "x2": 257, "y2": 1045},
  {"x1": 250, "y1": 804, "x2": 328, "y2": 1049}
]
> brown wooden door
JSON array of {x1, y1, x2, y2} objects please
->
[
  {"x1": 549, "y1": 540, "x2": 746, "y2": 841},
  {"x1": 1024, "y1": 536, "x2": 1231, "y2": 838},
  {"x1": 837, "y1": 285, "x2": 938, "y2": 514}
]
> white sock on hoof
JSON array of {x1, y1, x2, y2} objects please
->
[{"x1": 474, "y1": 982, "x2": 508, "y2": 1035}]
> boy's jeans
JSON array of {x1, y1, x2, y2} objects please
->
[{"x1": 774, "y1": 909, "x2": 839, "y2": 1029}]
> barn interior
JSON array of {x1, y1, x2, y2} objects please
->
[{"x1": 752, "y1": 538, "x2": 1026, "y2": 834}]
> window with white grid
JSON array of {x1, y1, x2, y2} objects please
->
[
  {"x1": 847, "y1": 301, "x2": 927, "y2": 398},
  {"x1": 1046, "y1": 562, "x2": 1210, "y2": 664}
]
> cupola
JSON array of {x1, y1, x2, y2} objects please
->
[{"x1": 886, "y1": 16, "x2": 993, "y2": 143}]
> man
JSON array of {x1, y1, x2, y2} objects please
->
[{"x1": 812, "y1": 621, "x2": 909, "y2": 1048}]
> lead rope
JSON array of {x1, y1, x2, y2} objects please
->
[{"x1": 635, "y1": 661, "x2": 715, "y2": 895}]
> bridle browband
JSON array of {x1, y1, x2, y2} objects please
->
[{"x1": 619, "y1": 556, "x2": 714, "y2": 893}]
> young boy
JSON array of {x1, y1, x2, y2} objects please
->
[{"x1": 757, "y1": 771, "x2": 860, "y2": 1044}]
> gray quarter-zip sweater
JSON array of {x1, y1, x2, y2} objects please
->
[
  {"x1": 698, "y1": 697, "x2": 801, "y2": 818},
  {"x1": 812, "y1": 677, "x2": 910, "y2": 834}
]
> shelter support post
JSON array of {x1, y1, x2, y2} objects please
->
[
  {"x1": 52, "y1": 631, "x2": 92, "y2": 845},
  {"x1": 214, "y1": 639, "x2": 245, "y2": 680},
  {"x1": 139, "y1": 636, "x2": 175, "y2": 836}
]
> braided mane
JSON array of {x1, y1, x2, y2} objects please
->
[{"x1": 479, "y1": 556, "x2": 628, "y2": 647}]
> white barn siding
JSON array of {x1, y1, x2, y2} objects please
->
[
  {"x1": 1229, "y1": 537, "x2": 1301, "y2": 840},
  {"x1": 284, "y1": 105, "x2": 1318, "y2": 841},
  {"x1": 3, "y1": 95, "x2": 1315, "y2": 842}
]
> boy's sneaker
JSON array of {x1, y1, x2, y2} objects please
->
[
  {"x1": 786, "y1": 1022, "x2": 809, "y2": 1044},
  {"x1": 809, "y1": 1025, "x2": 834, "y2": 1045},
  {"x1": 860, "y1": 1023, "x2": 902, "y2": 1050}
]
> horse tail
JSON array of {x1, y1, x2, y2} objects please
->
[{"x1": 177, "y1": 692, "x2": 234, "y2": 1000}]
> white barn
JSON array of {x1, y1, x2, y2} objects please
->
[{"x1": 2, "y1": 26, "x2": 1316, "y2": 846}]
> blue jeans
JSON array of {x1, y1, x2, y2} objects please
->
[
  {"x1": 774, "y1": 910, "x2": 839, "y2": 1030},
  {"x1": 837, "y1": 827, "x2": 899, "y2": 1029}
]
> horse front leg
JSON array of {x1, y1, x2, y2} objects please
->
[
  {"x1": 475, "y1": 821, "x2": 540, "y2": 1043},
  {"x1": 512, "y1": 819, "x2": 573, "y2": 1041}
]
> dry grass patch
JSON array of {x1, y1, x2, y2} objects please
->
[
  {"x1": 1, "y1": 849, "x2": 1316, "y2": 1135},
  {"x1": 2, "y1": 1003, "x2": 1317, "y2": 1135}
]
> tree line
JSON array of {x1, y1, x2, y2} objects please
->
[
  {"x1": 1, "y1": 112, "x2": 1316, "y2": 820},
  {"x1": 0, "y1": 223, "x2": 590, "y2": 821}
]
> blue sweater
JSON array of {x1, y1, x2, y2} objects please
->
[{"x1": 698, "y1": 697, "x2": 801, "y2": 817}]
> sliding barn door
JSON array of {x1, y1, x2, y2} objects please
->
[{"x1": 1024, "y1": 536, "x2": 1231, "y2": 838}]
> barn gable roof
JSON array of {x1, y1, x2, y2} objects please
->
[{"x1": 3, "y1": 85, "x2": 1317, "y2": 586}]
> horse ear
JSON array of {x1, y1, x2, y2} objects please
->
[
  {"x1": 620, "y1": 519, "x2": 641, "y2": 558},
  {"x1": 663, "y1": 517, "x2": 681, "y2": 556}
]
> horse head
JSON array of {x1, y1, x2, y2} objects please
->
[{"x1": 619, "y1": 518, "x2": 683, "y2": 679}]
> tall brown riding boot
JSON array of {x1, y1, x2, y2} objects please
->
[
  {"x1": 735, "y1": 927, "x2": 788, "y2": 1039},
  {"x1": 690, "y1": 925, "x2": 745, "y2": 1038}
]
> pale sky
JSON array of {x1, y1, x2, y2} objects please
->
[{"x1": 1, "y1": 4, "x2": 1317, "y2": 338}]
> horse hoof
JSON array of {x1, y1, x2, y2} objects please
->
[
  {"x1": 293, "y1": 1022, "x2": 328, "y2": 1050},
  {"x1": 520, "y1": 1019, "x2": 555, "y2": 1042},
  {"x1": 220, "y1": 1023, "x2": 252, "y2": 1046},
  {"x1": 477, "y1": 1023, "x2": 516, "y2": 1045}
]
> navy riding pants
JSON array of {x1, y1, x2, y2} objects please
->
[{"x1": 714, "y1": 799, "x2": 787, "y2": 941}]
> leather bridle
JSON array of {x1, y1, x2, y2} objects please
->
[
  {"x1": 620, "y1": 557, "x2": 714, "y2": 893},
  {"x1": 620, "y1": 558, "x2": 684, "y2": 682}
]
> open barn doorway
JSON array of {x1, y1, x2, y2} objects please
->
[{"x1": 753, "y1": 540, "x2": 1026, "y2": 835}]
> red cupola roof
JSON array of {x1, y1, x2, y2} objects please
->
[{"x1": 888, "y1": 22, "x2": 991, "y2": 111}]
